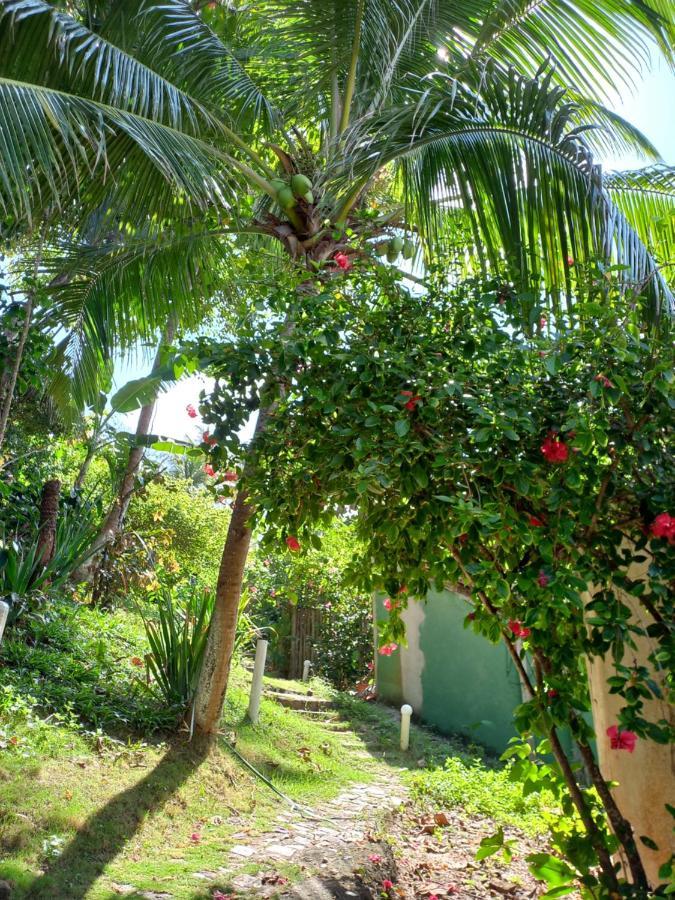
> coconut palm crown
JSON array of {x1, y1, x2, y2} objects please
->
[{"x1": 0, "y1": 0, "x2": 674, "y2": 392}]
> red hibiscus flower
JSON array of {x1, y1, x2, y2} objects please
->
[
  {"x1": 203, "y1": 464, "x2": 215, "y2": 477},
  {"x1": 540, "y1": 432, "x2": 569, "y2": 463},
  {"x1": 378, "y1": 642, "x2": 398, "y2": 656},
  {"x1": 186, "y1": 404, "x2": 198, "y2": 418},
  {"x1": 537, "y1": 571, "x2": 550, "y2": 587},
  {"x1": 606, "y1": 725, "x2": 637, "y2": 752},
  {"x1": 539, "y1": 316, "x2": 547, "y2": 328},
  {"x1": 285, "y1": 535, "x2": 301, "y2": 552},
  {"x1": 334, "y1": 251, "x2": 351, "y2": 271},
  {"x1": 467, "y1": 611, "x2": 476, "y2": 621},
  {"x1": 398, "y1": 585, "x2": 408, "y2": 594},
  {"x1": 382, "y1": 881, "x2": 394, "y2": 891},
  {"x1": 190, "y1": 832, "x2": 201, "y2": 843},
  {"x1": 547, "y1": 689, "x2": 558, "y2": 699},
  {"x1": 650, "y1": 512, "x2": 675, "y2": 542},
  {"x1": 224, "y1": 471, "x2": 237, "y2": 482},
  {"x1": 203, "y1": 431, "x2": 218, "y2": 446},
  {"x1": 383, "y1": 598, "x2": 393, "y2": 611},
  {"x1": 528, "y1": 515, "x2": 545, "y2": 527},
  {"x1": 567, "y1": 255, "x2": 575, "y2": 267},
  {"x1": 594, "y1": 373, "x2": 614, "y2": 389},
  {"x1": 400, "y1": 389, "x2": 422, "y2": 410},
  {"x1": 366, "y1": 661, "x2": 374, "y2": 671},
  {"x1": 368, "y1": 853, "x2": 382, "y2": 863},
  {"x1": 509, "y1": 620, "x2": 531, "y2": 639}
]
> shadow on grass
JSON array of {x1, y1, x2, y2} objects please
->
[{"x1": 25, "y1": 737, "x2": 211, "y2": 900}]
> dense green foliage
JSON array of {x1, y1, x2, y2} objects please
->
[{"x1": 193, "y1": 265, "x2": 674, "y2": 896}]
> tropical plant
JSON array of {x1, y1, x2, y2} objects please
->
[
  {"x1": 139, "y1": 584, "x2": 215, "y2": 711},
  {"x1": 1, "y1": 0, "x2": 674, "y2": 735},
  {"x1": 0, "y1": 506, "x2": 96, "y2": 624}
]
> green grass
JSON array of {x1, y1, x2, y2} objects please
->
[{"x1": 0, "y1": 601, "x2": 557, "y2": 898}]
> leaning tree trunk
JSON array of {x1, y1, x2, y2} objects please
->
[
  {"x1": 193, "y1": 403, "x2": 275, "y2": 733},
  {"x1": 0, "y1": 293, "x2": 33, "y2": 451},
  {"x1": 78, "y1": 320, "x2": 176, "y2": 581},
  {"x1": 35, "y1": 479, "x2": 61, "y2": 569}
]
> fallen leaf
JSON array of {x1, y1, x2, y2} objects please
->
[{"x1": 434, "y1": 812, "x2": 451, "y2": 827}]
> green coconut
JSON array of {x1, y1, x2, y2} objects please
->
[
  {"x1": 387, "y1": 247, "x2": 399, "y2": 263},
  {"x1": 270, "y1": 178, "x2": 287, "y2": 193},
  {"x1": 374, "y1": 241, "x2": 389, "y2": 256},
  {"x1": 291, "y1": 173, "x2": 313, "y2": 197},
  {"x1": 302, "y1": 190, "x2": 314, "y2": 204},
  {"x1": 277, "y1": 186, "x2": 297, "y2": 209},
  {"x1": 390, "y1": 235, "x2": 404, "y2": 253},
  {"x1": 402, "y1": 238, "x2": 415, "y2": 260}
]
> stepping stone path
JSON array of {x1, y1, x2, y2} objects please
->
[
  {"x1": 222, "y1": 777, "x2": 407, "y2": 898},
  {"x1": 186, "y1": 684, "x2": 408, "y2": 897}
]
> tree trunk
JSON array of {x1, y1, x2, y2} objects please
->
[
  {"x1": 79, "y1": 320, "x2": 176, "y2": 579},
  {"x1": 36, "y1": 479, "x2": 61, "y2": 568},
  {"x1": 193, "y1": 403, "x2": 275, "y2": 733},
  {"x1": 0, "y1": 294, "x2": 34, "y2": 451},
  {"x1": 72, "y1": 442, "x2": 97, "y2": 494}
]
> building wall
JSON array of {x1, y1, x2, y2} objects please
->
[{"x1": 375, "y1": 588, "x2": 524, "y2": 753}]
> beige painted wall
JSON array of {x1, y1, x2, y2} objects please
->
[{"x1": 585, "y1": 555, "x2": 674, "y2": 886}]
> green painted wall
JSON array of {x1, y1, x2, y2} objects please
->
[{"x1": 375, "y1": 589, "x2": 523, "y2": 753}]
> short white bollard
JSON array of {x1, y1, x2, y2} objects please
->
[
  {"x1": 0, "y1": 601, "x2": 8, "y2": 645},
  {"x1": 400, "y1": 703, "x2": 413, "y2": 751},
  {"x1": 247, "y1": 638, "x2": 268, "y2": 724},
  {"x1": 302, "y1": 659, "x2": 312, "y2": 682}
]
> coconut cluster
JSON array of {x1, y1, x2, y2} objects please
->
[
  {"x1": 375, "y1": 235, "x2": 415, "y2": 262},
  {"x1": 272, "y1": 173, "x2": 314, "y2": 210}
]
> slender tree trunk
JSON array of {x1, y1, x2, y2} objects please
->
[
  {"x1": 72, "y1": 442, "x2": 97, "y2": 494},
  {"x1": 193, "y1": 403, "x2": 275, "y2": 733},
  {"x1": 79, "y1": 320, "x2": 176, "y2": 579},
  {"x1": 36, "y1": 479, "x2": 61, "y2": 568},
  {"x1": 0, "y1": 293, "x2": 34, "y2": 451}
]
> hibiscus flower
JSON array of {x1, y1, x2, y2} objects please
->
[
  {"x1": 540, "y1": 432, "x2": 569, "y2": 463},
  {"x1": 606, "y1": 724, "x2": 637, "y2": 752}
]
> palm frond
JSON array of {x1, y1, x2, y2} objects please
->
[
  {"x1": 467, "y1": 0, "x2": 674, "y2": 99},
  {"x1": 347, "y1": 63, "x2": 673, "y2": 315},
  {"x1": 604, "y1": 165, "x2": 675, "y2": 273},
  {"x1": 104, "y1": 0, "x2": 280, "y2": 131}
]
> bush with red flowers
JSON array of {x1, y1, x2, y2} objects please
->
[{"x1": 192, "y1": 266, "x2": 673, "y2": 897}]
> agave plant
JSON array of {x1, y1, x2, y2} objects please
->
[
  {"x1": 139, "y1": 585, "x2": 215, "y2": 710},
  {"x1": 1, "y1": 0, "x2": 674, "y2": 738},
  {"x1": 0, "y1": 509, "x2": 96, "y2": 624}
]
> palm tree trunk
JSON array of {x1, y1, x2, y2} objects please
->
[
  {"x1": 193, "y1": 403, "x2": 275, "y2": 733},
  {"x1": 0, "y1": 293, "x2": 33, "y2": 451},
  {"x1": 80, "y1": 320, "x2": 176, "y2": 578},
  {"x1": 36, "y1": 479, "x2": 61, "y2": 568}
]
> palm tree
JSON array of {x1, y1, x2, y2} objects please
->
[{"x1": 1, "y1": 0, "x2": 674, "y2": 737}]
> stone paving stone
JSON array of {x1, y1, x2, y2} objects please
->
[
  {"x1": 229, "y1": 844, "x2": 257, "y2": 858},
  {"x1": 266, "y1": 842, "x2": 298, "y2": 859}
]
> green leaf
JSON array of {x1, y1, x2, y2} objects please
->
[
  {"x1": 527, "y1": 854, "x2": 576, "y2": 887},
  {"x1": 476, "y1": 828, "x2": 504, "y2": 861},
  {"x1": 395, "y1": 418, "x2": 410, "y2": 438}
]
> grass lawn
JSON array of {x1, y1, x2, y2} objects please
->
[{"x1": 0, "y1": 602, "x2": 556, "y2": 898}]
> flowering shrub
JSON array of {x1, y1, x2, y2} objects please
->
[{"x1": 193, "y1": 266, "x2": 673, "y2": 896}]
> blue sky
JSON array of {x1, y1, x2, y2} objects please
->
[{"x1": 118, "y1": 59, "x2": 675, "y2": 441}]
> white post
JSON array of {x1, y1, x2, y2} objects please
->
[
  {"x1": 0, "y1": 601, "x2": 9, "y2": 645},
  {"x1": 302, "y1": 659, "x2": 311, "y2": 682},
  {"x1": 400, "y1": 703, "x2": 413, "y2": 751},
  {"x1": 247, "y1": 639, "x2": 268, "y2": 724}
]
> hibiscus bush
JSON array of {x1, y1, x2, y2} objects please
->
[{"x1": 190, "y1": 263, "x2": 673, "y2": 897}]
